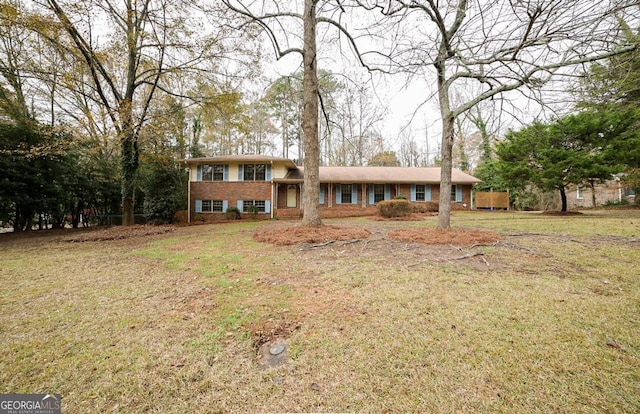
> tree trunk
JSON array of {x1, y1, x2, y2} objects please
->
[
  {"x1": 121, "y1": 106, "x2": 138, "y2": 226},
  {"x1": 438, "y1": 114, "x2": 455, "y2": 229},
  {"x1": 559, "y1": 186, "x2": 567, "y2": 212},
  {"x1": 435, "y1": 53, "x2": 453, "y2": 229},
  {"x1": 301, "y1": 0, "x2": 322, "y2": 227},
  {"x1": 589, "y1": 180, "x2": 596, "y2": 207}
]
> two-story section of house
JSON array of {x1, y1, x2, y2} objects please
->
[
  {"x1": 185, "y1": 155, "x2": 295, "y2": 222},
  {"x1": 183, "y1": 154, "x2": 482, "y2": 222}
]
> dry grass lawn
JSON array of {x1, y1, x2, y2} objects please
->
[{"x1": 1, "y1": 210, "x2": 639, "y2": 413}]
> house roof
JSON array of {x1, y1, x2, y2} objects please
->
[
  {"x1": 277, "y1": 166, "x2": 481, "y2": 184},
  {"x1": 182, "y1": 155, "x2": 297, "y2": 169}
]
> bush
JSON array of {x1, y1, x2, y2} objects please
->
[
  {"x1": 377, "y1": 199, "x2": 412, "y2": 218},
  {"x1": 141, "y1": 157, "x2": 188, "y2": 224},
  {"x1": 412, "y1": 201, "x2": 439, "y2": 213},
  {"x1": 225, "y1": 206, "x2": 241, "y2": 219},
  {"x1": 395, "y1": 194, "x2": 407, "y2": 200},
  {"x1": 247, "y1": 205, "x2": 259, "y2": 215}
]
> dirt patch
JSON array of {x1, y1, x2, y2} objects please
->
[
  {"x1": 541, "y1": 210, "x2": 584, "y2": 216},
  {"x1": 59, "y1": 225, "x2": 175, "y2": 242},
  {"x1": 253, "y1": 225, "x2": 372, "y2": 246},
  {"x1": 247, "y1": 317, "x2": 302, "y2": 351},
  {"x1": 388, "y1": 228, "x2": 501, "y2": 246}
]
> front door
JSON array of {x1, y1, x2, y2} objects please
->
[{"x1": 286, "y1": 185, "x2": 297, "y2": 208}]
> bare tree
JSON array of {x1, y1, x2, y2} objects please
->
[
  {"x1": 222, "y1": 0, "x2": 376, "y2": 226},
  {"x1": 360, "y1": 0, "x2": 639, "y2": 228}
]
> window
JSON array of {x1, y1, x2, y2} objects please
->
[
  {"x1": 625, "y1": 187, "x2": 635, "y2": 197},
  {"x1": 243, "y1": 200, "x2": 266, "y2": 213},
  {"x1": 577, "y1": 186, "x2": 584, "y2": 199},
  {"x1": 341, "y1": 184, "x2": 352, "y2": 204},
  {"x1": 201, "y1": 200, "x2": 223, "y2": 212},
  {"x1": 374, "y1": 184, "x2": 385, "y2": 203},
  {"x1": 202, "y1": 164, "x2": 224, "y2": 181},
  {"x1": 415, "y1": 185, "x2": 426, "y2": 201},
  {"x1": 243, "y1": 164, "x2": 267, "y2": 181},
  {"x1": 451, "y1": 185, "x2": 457, "y2": 201}
]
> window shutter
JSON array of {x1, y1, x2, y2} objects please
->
[
  {"x1": 196, "y1": 165, "x2": 202, "y2": 181},
  {"x1": 385, "y1": 184, "x2": 391, "y2": 200},
  {"x1": 426, "y1": 185, "x2": 432, "y2": 201},
  {"x1": 195, "y1": 200, "x2": 202, "y2": 213},
  {"x1": 266, "y1": 164, "x2": 272, "y2": 181},
  {"x1": 237, "y1": 200, "x2": 243, "y2": 212},
  {"x1": 224, "y1": 165, "x2": 229, "y2": 181},
  {"x1": 456, "y1": 185, "x2": 463, "y2": 202},
  {"x1": 222, "y1": 200, "x2": 228, "y2": 212},
  {"x1": 351, "y1": 185, "x2": 358, "y2": 204},
  {"x1": 410, "y1": 185, "x2": 416, "y2": 202},
  {"x1": 319, "y1": 185, "x2": 325, "y2": 204},
  {"x1": 265, "y1": 200, "x2": 271, "y2": 213},
  {"x1": 369, "y1": 186, "x2": 375, "y2": 205},
  {"x1": 237, "y1": 165, "x2": 243, "y2": 181},
  {"x1": 336, "y1": 184, "x2": 342, "y2": 204}
]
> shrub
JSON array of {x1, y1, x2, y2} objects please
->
[
  {"x1": 394, "y1": 194, "x2": 407, "y2": 200},
  {"x1": 377, "y1": 199, "x2": 412, "y2": 218},
  {"x1": 247, "y1": 205, "x2": 259, "y2": 215},
  {"x1": 225, "y1": 206, "x2": 241, "y2": 219},
  {"x1": 412, "y1": 201, "x2": 439, "y2": 213}
]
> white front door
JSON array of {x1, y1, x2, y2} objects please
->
[{"x1": 286, "y1": 185, "x2": 297, "y2": 208}]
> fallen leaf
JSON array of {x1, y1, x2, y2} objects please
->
[{"x1": 606, "y1": 337, "x2": 626, "y2": 351}]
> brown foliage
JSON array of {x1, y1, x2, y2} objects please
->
[
  {"x1": 377, "y1": 199, "x2": 412, "y2": 218},
  {"x1": 60, "y1": 225, "x2": 175, "y2": 242}
]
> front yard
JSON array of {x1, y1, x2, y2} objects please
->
[{"x1": 1, "y1": 211, "x2": 638, "y2": 412}]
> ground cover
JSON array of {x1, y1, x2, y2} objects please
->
[{"x1": 1, "y1": 211, "x2": 638, "y2": 412}]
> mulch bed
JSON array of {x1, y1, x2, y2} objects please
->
[
  {"x1": 253, "y1": 225, "x2": 372, "y2": 246},
  {"x1": 60, "y1": 225, "x2": 175, "y2": 242},
  {"x1": 387, "y1": 228, "x2": 501, "y2": 246}
]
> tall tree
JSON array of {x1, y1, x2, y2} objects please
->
[
  {"x1": 495, "y1": 112, "x2": 626, "y2": 211},
  {"x1": 361, "y1": 0, "x2": 639, "y2": 228},
  {"x1": 223, "y1": 1, "x2": 371, "y2": 226},
  {"x1": 38, "y1": 0, "x2": 244, "y2": 225},
  {"x1": 577, "y1": 19, "x2": 640, "y2": 199}
]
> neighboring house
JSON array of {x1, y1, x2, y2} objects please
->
[
  {"x1": 566, "y1": 178, "x2": 636, "y2": 209},
  {"x1": 183, "y1": 155, "x2": 481, "y2": 222}
]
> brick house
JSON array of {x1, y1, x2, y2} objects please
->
[
  {"x1": 183, "y1": 155, "x2": 481, "y2": 222},
  {"x1": 566, "y1": 178, "x2": 636, "y2": 209}
]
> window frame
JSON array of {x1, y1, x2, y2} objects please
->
[
  {"x1": 202, "y1": 164, "x2": 224, "y2": 181},
  {"x1": 242, "y1": 164, "x2": 267, "y2": 181},
  {"x1": 243, "y1": 200, "x2": 266, "y2": 213},
  {"x1": 201, "y1": 199, "x2": 224, "y2": 213},
  {"x1": 374, "y1": 184, "x2": 385, "y2": 203},
  {"x1": 415, "y1": 184, "x2": 426, "y2": 201},
  {"x1": 341, "y1": 184, "x2": 352, "y2": 204}
]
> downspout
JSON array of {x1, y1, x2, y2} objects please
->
[
  {"x1": 270, "y1": 160, "x2": 274, "y2": 219},
  {"x1": 187, "y1": 162, "x2": 192, "y2": 223}
]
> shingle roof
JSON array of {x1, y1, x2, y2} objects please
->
[
  {"x1": 279, "y1": 166, "x2": 481, "y2": 184},
  {"x1": 183, "y1": 155, "x2": 297, "y2": 169}
]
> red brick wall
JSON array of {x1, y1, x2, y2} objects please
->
[
  {"x1": 190, "y1": 181, "x2": 271, "y2": 220},
  {"x1": 190, "y1": 181, "x2": 473, "y2": 221}
]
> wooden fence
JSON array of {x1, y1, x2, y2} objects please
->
[{"x1": 475, "y1": 191, "x2": 510, "y2": 210}]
